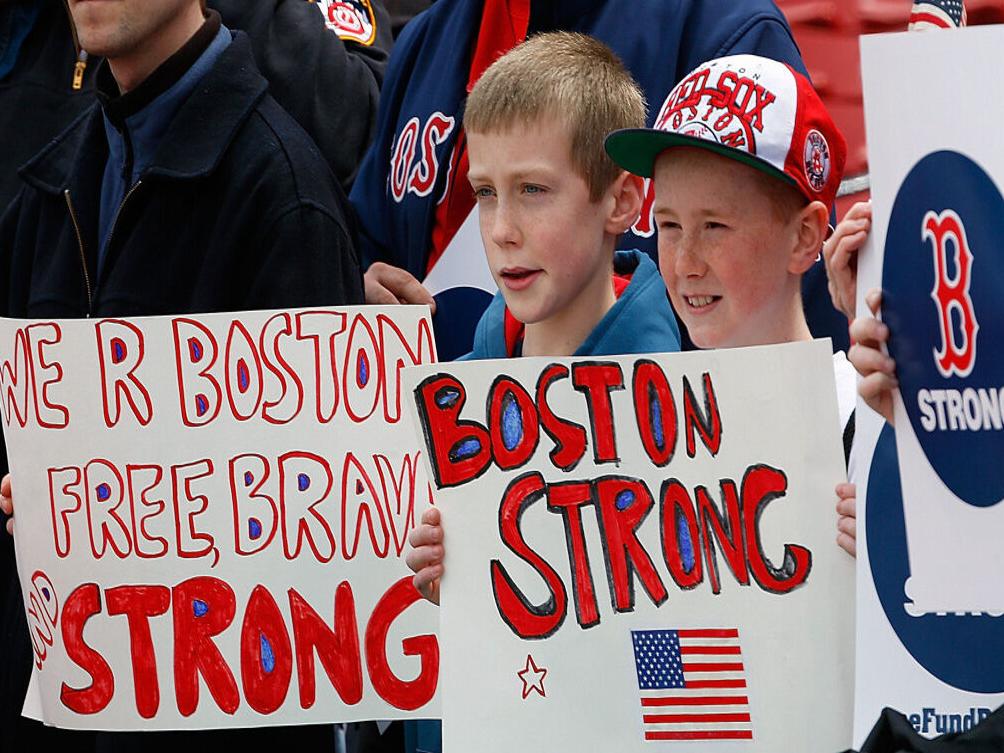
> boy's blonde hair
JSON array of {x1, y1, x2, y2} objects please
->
[{"x1": 464, "y1": 32, "x2": 646, "y2": 201}]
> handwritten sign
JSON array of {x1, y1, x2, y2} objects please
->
[
  {"x1": 405, "y1": 341, "x2": 853, "y2": 752},
  {"x1": 854, "y1": 27, "x2": 1004, "y2": 742},
  {"x1": 0, "y1": 307, "x2": 440, "y2": 730}
]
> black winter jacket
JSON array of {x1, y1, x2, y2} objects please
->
[
  {"x1": 0, "y1": 31, "x2": 363, "y2": 319},
  {"x1": 212, "y1": 0, "x2": 392, "y2": 190}
]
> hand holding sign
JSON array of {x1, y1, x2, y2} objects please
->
[
  {"x1": 1, "y1": 473, "x2": 11, "y2": 535},
  {"x1": 823, "y1": 200, "x2": 872, "y2": 321},
  {"x1": 364, "y1": 262, "x2": 437, "y2": 311},
  {"x1": 406, "y1": 506, "x2": 443, "y2": 604},
  {"x1": 849, "y1": 289, "x2": 897, "y2": 424}
]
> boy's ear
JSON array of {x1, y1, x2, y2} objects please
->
[
  {"x1": 605, "y1": 171, "x2": 645, "y2": 236},
  {"x1": 788, "y1": 200, "x2": 830, "y2": 275}
]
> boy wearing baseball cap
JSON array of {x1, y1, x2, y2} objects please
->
[
  {"x1": 606, "y1": 55, "x2": 859, "y2": 559},
  {"x1": 605, "y1": 53, "x2": 858, "y2": 430}
]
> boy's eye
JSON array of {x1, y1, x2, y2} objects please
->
[
  {"x1": 522, "y1": 184, "x2": 545, "y2": 195},
  {"x1": 704, "y1": 221, "x2": 727, "y2": 230},
  {"x1": 658, "y1": 221, "x2": 681, "y2": 231},
  {"x1": 473, "y1": 186, "x2": 496, "y2": 200}
]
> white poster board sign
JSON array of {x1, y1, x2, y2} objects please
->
[
  {"x1": 405, "y1": 341, "x2": 853, "y2": 753},
  {"x1": 855, "y1": 26, "x2": 1004, "y2": 743},
  {"x1": 0, "y1": 306, "x2": 440, "y2": 730}
]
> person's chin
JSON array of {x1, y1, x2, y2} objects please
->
[
  {"x1": 685, "y1": 323, "x2": 725, "y2": 350},
  {"x1": 504, "y1": 298, "x2": 547, "y2": 327}
]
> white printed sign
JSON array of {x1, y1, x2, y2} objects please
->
[
  {"x1": 1, "y1": 306, "x2": 440, "y2": 730},
  {"x1": 855, "y1": 26, "x2": 1004, "y2": 742},
  {"x1": 405, "y1": 341, "x2": 853, "y2": 752}
]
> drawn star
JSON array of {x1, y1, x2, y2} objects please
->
[{"x1": 517, "y1": 654, "x2": 547, "y2": 700}]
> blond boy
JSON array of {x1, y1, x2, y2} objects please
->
[{"x1": 407, "y1": 32, "x2": 681, "y2": 599}]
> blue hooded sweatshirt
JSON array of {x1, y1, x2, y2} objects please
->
[{"x1": 465, "y1": 250, "x2": 680, "y2": 360}]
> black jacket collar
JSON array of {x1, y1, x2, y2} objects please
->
[
  {"x1": 19, "y1": 30, "x2": 267, "y2": 195},
  {"x1": 97, "y1": 10, "x2": 222, "y2": 128}
]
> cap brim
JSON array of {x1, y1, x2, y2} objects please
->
[{"x1": 605, "y1": 128, "x2": 799, "y2": 191}]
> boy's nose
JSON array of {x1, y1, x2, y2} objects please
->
[
  {"x1": 490, "y1": 202, "x2": 521, "y2": 247},
  {"x1": 671, "y1": 236, "x2": 706, "y2": 277}
]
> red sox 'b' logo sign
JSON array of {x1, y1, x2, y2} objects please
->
[{"x1": 924, "y1": 209, "x2": 978, "y2": 378}]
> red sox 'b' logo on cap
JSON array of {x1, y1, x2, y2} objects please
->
[
  {"x1": 925, "y1": 209, "x2": 978, "y2": 378},
  {"x1": 654, "y1": 65, "x2": 777, "y2": 155}
]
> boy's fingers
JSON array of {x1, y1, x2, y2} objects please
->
[
  {"x1": 1, "y1": 474, "x2": 10, "y2": 497},
  {"x1": 413, "y1": 565, "x2": 443, "y2": 604},
  {"x1": 848, "y1": 342, "x2": 896, "y2": 377},
  {"x1": 837, "y1": 515, "x2": 856, "y2": 538},
  {"x1": 835, "y1": 481, "x2": 856, "y2": 498},
  {"x1": 421, "y1": 506, "x2": 440, "y2": 526},
  {"x1": 412, "y1": 545, "x2": 443, "y2": 570},
  {"x1": 858, "y1": 372, "x2": 898, "y2": 403},
  {"x1": 836, "y1": 496, "x2": 856, "y2": 518},
  {"x1": 848, "y1": 317, "x2": 891, "y2": 351},
  {"x1": 405, "y1": 541, "x2": 443, "y2": 572},
  {"x1": 407, "y1": 522, "x2": 442, "y2": 549},
  {"x1": 5, "y1": 519, "x2": 11, "y2": 536},
  {"x1": 865, "y1": 288, "x2": 883, "y2": 316},
  {"x1": 0, "y1": 495, "x2": 11, "y2": 517},
  {"x1": 837, "y1": 532, "x2": 857, "y2": 558}
]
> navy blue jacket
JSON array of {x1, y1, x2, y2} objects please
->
[
  {"x1": 0, "y1": 31, "x2": 362, "y2": 320},
  {"x1": 348, "y1": 0, "x2": 849, "y2": 354},
  {"x1": 211, "y1": 0, "x2": 393, "y2": 190},
  {"x1": 467, "y1": 250, "x2": 681, "y2": 359}
]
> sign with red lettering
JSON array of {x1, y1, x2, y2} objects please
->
[
  {"x1": 854, "y1": 28, "x2": 1004, "y2": 743},
  {"x1": 0, "y1": 307, "x2": 440, "y2": 729},
  {"x1": 404, "y1": 340, "x2": 853, "y2": 752}
]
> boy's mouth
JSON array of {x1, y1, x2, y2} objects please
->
[
  {"x1": 684, "y1": 295, "x2": 720, "y2": 310},
  {"x1": 500, "y1": 267, "x2": 542, "y2": 291}
]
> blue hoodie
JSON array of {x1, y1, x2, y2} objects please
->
[{"x1": 465, "y1": 250, "x2": 680, "y2": 359}]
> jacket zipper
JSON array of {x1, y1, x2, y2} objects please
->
[
  {"x1": 73, "y1": 51, "x2": 89, "y2": 91},
  {"x1": 105, "y1": 180, "x2": 143, "y2": 259},
  {"x1": 64, "y1": 181, "x2": 144, "y2": 317},
  {"x1": 64, "y1": 0, "x2": 88, "y2": 90},
  {"x1": 63, "y1": 190, "x2": 92, "y2": 316}
]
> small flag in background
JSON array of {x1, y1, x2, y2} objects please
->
[
  {"x1": 909, "y1": 0, "x2": 967, "y2": 30},
  {"x1": 631, "y1": 629, "x2": 753, "y2": 742}
]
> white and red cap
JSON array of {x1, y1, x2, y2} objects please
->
[{"x1": 606, "y1": 54, "x2": 847, "y2": 211}]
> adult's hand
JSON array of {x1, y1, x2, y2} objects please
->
[
  {"x1": 823, "y1": 201, "x2": 871, "y2": 321},
  {"x1": 364, "y1": 262, "x2": 436, "y2": 311}
]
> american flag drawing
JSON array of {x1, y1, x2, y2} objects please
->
[
  {"x1": 909, "y1": 0, "x2": 967, "y2": 30},
  {"x1": 631, "y1": 628, "x2": 753, "y2": 742}
]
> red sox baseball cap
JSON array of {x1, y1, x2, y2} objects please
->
[{"x1": 605, "y1": 54, "x2": 847, "y2": 211}]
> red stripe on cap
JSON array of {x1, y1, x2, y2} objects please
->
[{"x1": 781, "y1": 64, "x2": 847, "y2": 211}]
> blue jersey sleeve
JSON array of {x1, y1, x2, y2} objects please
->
[{"x1": 348, "y1": 9, "x2": 430, "y2": 271}]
